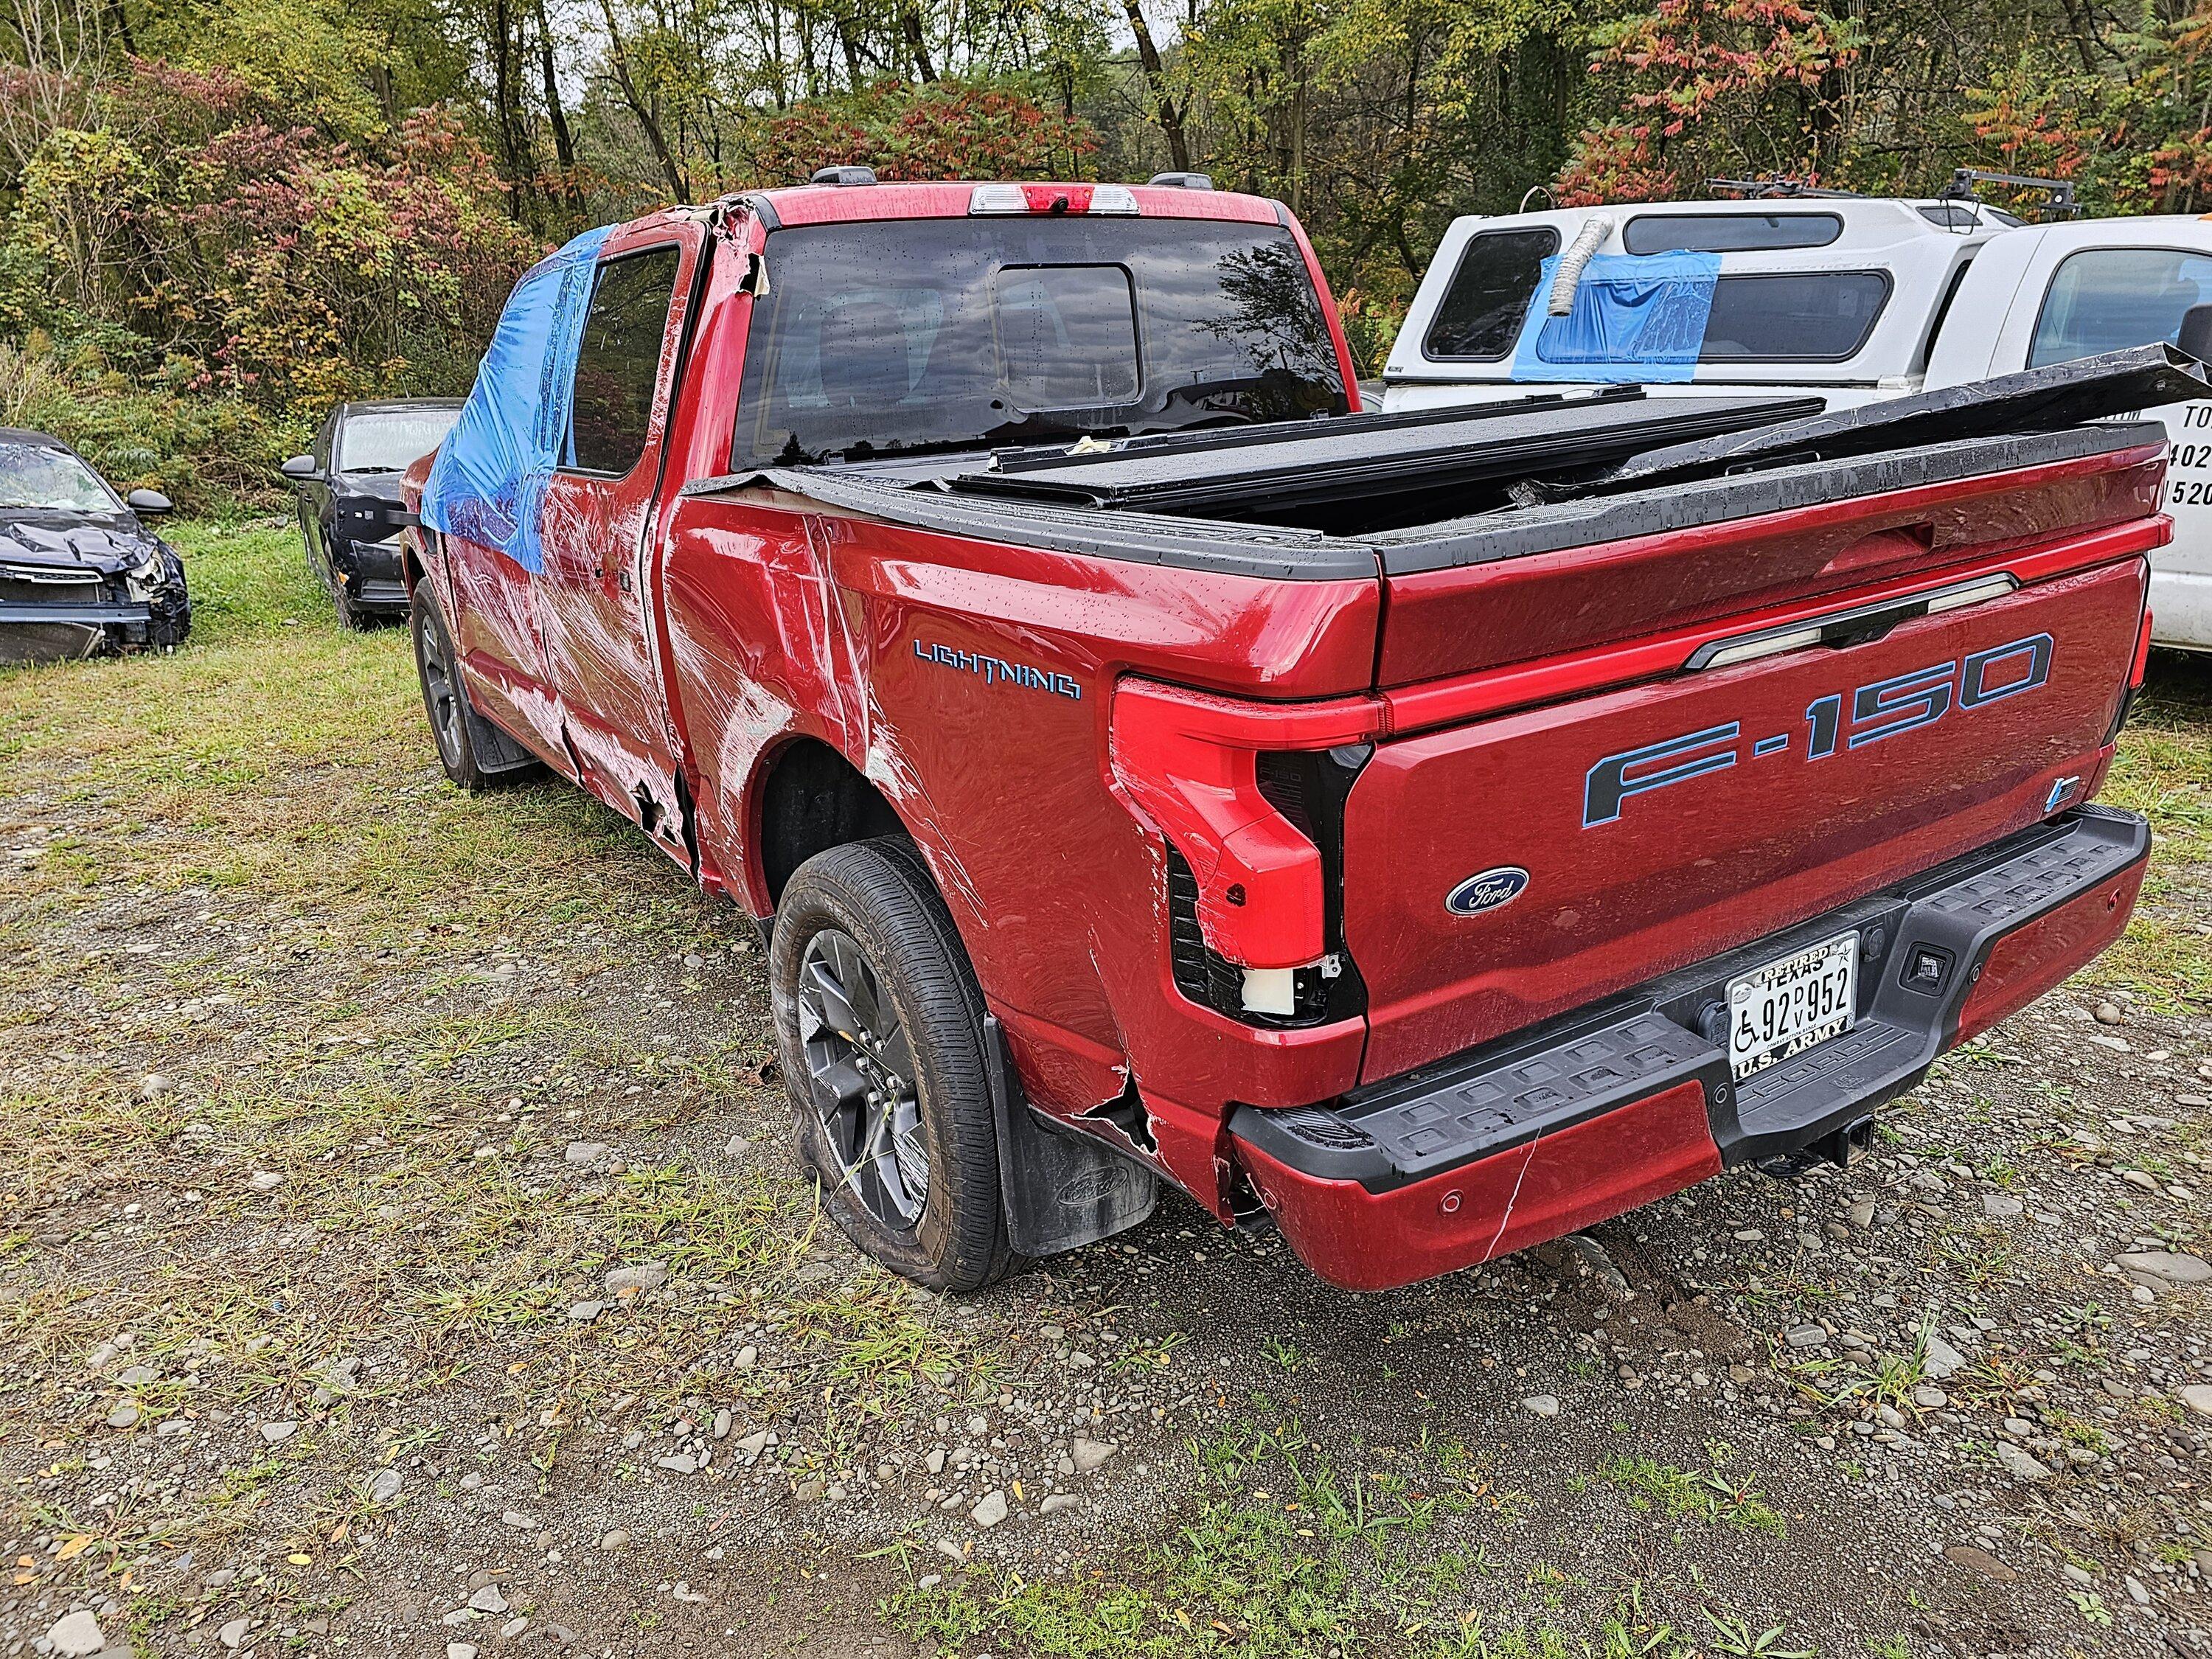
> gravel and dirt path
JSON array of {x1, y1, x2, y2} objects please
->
[{"x1": 3, "y1": 522, "x2": 2210, "y2": 1659}]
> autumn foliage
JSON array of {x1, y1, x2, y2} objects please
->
[{"x1": 736, "y1": 80, "x2": 1095, "y2": 187}]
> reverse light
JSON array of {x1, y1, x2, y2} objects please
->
[
  {"x1": 1241, "y1": 967, "x2": 1297, "y2": 1017},
  {"x1": 968, "y1": 183, "x2": 1139, "y2": 217}
]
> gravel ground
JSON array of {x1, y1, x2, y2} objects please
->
[{"x1": 2, "y1": 524, "x2": 2209, "y2": 1659}]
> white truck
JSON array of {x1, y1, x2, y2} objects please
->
[{"x1": 1381, "y1": 194, "x2": 2212, "y2": 653}]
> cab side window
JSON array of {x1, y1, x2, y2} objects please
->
[
  {"x1": 569, "y1": 248, "x2": 681, "y2": 476},
  {"x1": 2029, "y1": 246, "x2": 2212, "y2": 368}
]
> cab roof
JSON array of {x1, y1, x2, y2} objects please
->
[{"x1": 623, "y1": 180, "x2": 1289, "y2": 237}]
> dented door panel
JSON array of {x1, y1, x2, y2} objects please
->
[
  {"x1": 442, "y1": 531, "x2": 569, "y2": 771},
  {"x1": 535, "y1": 229, "x2": 702, "y2": 858}
]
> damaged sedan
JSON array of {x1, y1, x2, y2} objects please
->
[{"x1": 0, "y1": 428, "x2": 189, "y2": 668}]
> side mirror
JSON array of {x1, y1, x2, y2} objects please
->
[
  {"x1": 279, "y1": 453, "x2": 320, "y2": 481},
  {"x1": 2178, "y1": 303, "x2": 2212, "y2": 364},
  {"x1": 125, "y1": 487, "x2": 172, "y2": 516}
]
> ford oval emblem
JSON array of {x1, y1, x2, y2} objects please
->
[{"x1": 1446, "y1": 866, "x2": 1530, "y2": 917}]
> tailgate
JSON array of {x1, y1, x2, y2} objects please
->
[{"x1": 1343, "y1": 556, "x2": 2149, "y2": 1082}]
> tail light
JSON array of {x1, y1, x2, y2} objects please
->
[
  {"x1": 1108, "y1": 678, "x2": 1380, "y2": 1020},
  {"x1": 2105, "y1": 604, "x2": 2154, "y2": 744},
  {"x1": 969, "y1": 183, "x2": 1139, "y2": 217}
]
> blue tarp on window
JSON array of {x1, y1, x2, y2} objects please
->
[
  {"x1": 420, "y1": 224, "x2": 613, "y2": 574},
  {"x1": 1509, "y1": 251, "x2": 1720, "y2": 383}
]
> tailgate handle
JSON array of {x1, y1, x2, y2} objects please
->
[{"x1": 1685, "y1": 573, "x2": 2019, "y2": 672}]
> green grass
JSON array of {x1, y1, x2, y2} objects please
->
[
  {"x1": 2098, "y1": 656, "x2": 2212, "y2": 1010},
  {"x1": 886, "y1": 1418, "x2": 1706, "y2": 1659},
  {"x1": 1596, "y1": 1453, "x2": 1786, "y2": 1538},
  {"x1": 0, "y1": 522, "x2": 1005, "y2": 1601}
]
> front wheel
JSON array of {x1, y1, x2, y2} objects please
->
[{"x1": 771, "y1": 838, "x2": 1010, "y2": 1292}]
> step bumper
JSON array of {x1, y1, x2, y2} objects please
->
[{"x1": 1230, "y1": 804, "x2": 2150, "y2": 1291}]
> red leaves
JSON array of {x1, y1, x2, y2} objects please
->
[
  {"x1": 91, "y1": 62, "x2": 535, "y2": 412},
  {"x1": 731, "y1": 79, "x2": 1094, "y2": 188},
  {"x1": 1556, "y1": 0, "x2": 1860, "y2": 200}
]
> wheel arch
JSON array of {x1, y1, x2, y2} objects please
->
[{"x1": 749, "y1": 735, "x2": 911, "y2": 910}]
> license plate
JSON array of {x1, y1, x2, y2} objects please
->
[{"x1": 1727, "y1": 931, "x2": 1858, "y2": 1079}]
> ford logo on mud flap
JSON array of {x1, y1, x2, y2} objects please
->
[
  {"x1": 1446, "y1": 866, "x2": 1530, "y2": 917},
  {"x1": 1055, "y1": 1168, "x2": 1122, "y2": 1206}
]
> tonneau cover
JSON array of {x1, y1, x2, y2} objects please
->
[
  {"x1": 1590, "y1": 344, "x2": 2211, "y2": 495},
  {"x1": 689, "y1": 422, "x2": 2163, "y2": 580},
  {"x1": 939, "y1": 391, "x2": 1817, "y2": 517},
  {"x1": 678, "y1": 344, "x2": 2191, "y2": 578}
]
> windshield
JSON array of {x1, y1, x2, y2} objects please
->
[
  {"x1": 0, "y1": 442, "x2": 119, "y2": 512},
  {"x1": 732, "y1": 217, "x2": 1349, "y2": 465},
  {"x1": 339, "y1": 407, "x2": 460, "y2": 474}
]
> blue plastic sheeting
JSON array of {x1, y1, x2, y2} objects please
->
[
  {"x1": 420, "y1": 224, "x2": 613, "y2": 573},
  {"x1": 1509, "y1": 251, "x2": 1720, "y2": 383}
]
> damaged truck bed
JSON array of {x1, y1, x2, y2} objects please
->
[{"x1": 402, "y1": 178, "x2": 2185, "y2": 1293}]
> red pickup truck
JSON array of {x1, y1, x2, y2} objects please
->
[{"x1": 403, "y1": 173, "x2": 2178, "y2": 1294}]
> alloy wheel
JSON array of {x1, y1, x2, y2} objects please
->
[{"x1": 796, "y1": 925, "x2": 928, "y2": 1228}]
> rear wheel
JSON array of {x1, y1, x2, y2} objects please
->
[
  {"x1": 410, "y1": 580, "x2": 535, "y2": 791},
  {"x1": 771, "y1": 838, "x2": 1009, "y2": 1292}
]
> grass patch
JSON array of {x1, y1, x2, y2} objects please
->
[
  {"x1": 2098, "y1": 655, "x2": 2212, "y2": 1009},
  {"x1": 887, "y1": 1416, "x2": 1526, "y2": 1658},
  {"x1": 1597, "y1": 1451, "x2": 1785, "y2": 1537}
]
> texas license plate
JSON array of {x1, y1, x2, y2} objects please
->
[{"x1": 1726, "y1": 931, "x2": 1858, "y2": 1079}]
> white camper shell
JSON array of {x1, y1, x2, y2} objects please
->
[{"x1": 1382, "y1": 198, "x2": 2212, "y2": 653}]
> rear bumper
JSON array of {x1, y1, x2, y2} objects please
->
[
  {"x1": 335, "y1": 534, "x2": 409, "y2": 611},
  {"x1": 1231, "y1": 804, "x2": 2149, "y2": 1291}
]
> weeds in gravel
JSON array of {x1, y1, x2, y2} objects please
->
[
  {"x1": 1596, "y1": 1454, "x2": 1785, "y2": 1537},
  {"x1": 887, "y1": 1419, "x2": 1636, "y2": 1658},
  {"x1": 1700, "y1": 1609, "x2": 1815, "y2": 1658}
]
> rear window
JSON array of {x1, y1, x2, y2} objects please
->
[
  {"x1": 1622, "y1": 213, "x2": 1841, "y2": 254},
  {"x1": 1699, "y1": 272, "x2": 1891, "y2": 361},
  {"x1": 1424, "y1": 228, "x2": 1558, "y2": 361},
  {"x1": 732, "y1": 218, "x2": 1347, "y2": 465},
  {"x1": 570, "y1": 246, "x2": 681, "y2": 475},
  {"x1": 2029, "y1": 246, "x2": 2212, "y2": 368}
]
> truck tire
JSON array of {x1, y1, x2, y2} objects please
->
[
  {"x1": 409, "y1": 580, "x2": 537, "y2": 791},
  {"x1": 771, "y1": 838, "x2": 1012, "y2": 1293}
]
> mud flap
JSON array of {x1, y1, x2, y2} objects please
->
[
  {"x1": 472, "y1": 709, "x2": 540, "y2": 775},
  {"x1": 984, "y1": 1015, "x2": 1156, "y2": 1257}
]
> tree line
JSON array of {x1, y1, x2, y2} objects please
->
[{"x1": 0, "y1": 0, "x2": 2205, "y2": 502}]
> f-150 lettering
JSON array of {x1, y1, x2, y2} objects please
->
[{"x1": 1585, "y1": 633, "x2": 2057, "y2": 826}]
